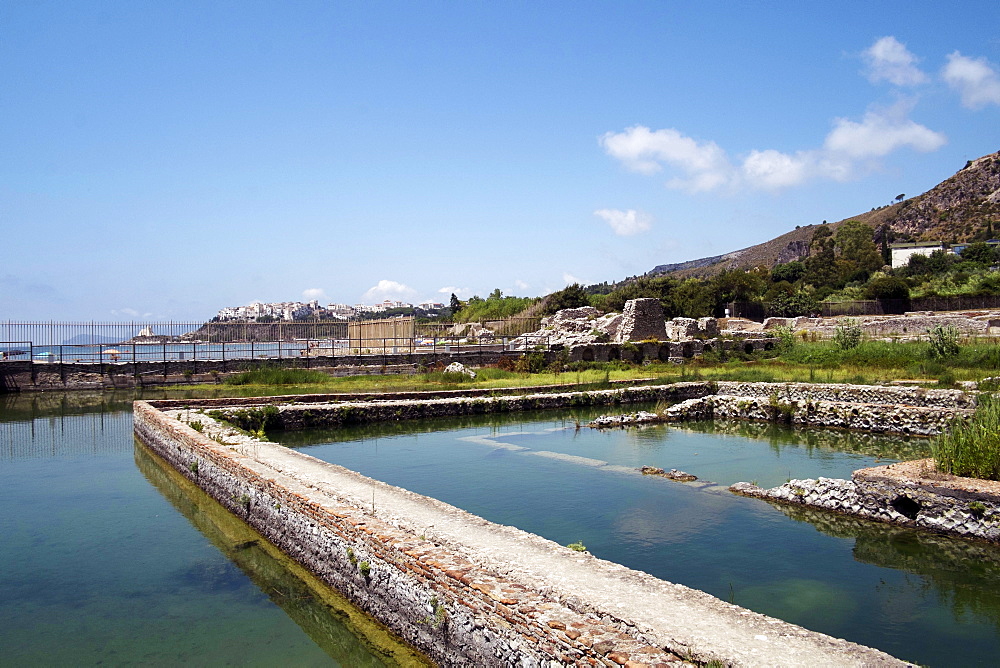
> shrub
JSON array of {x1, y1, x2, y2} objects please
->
[
  {"x1": 934, "y1": 394, "x2": 1000, "y2": 480},
  {"x1": 927, "y1": 324, "x2": 961, "y2": 359},
  {"x1": 833, "y1": 321, "x2": 863, "y2": 350},
  {"x1": 772, "y1": 325, "x2": 795, "y2": 351}
]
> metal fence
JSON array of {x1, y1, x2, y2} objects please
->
[
  {"x1": 728, "y1": 296, "x2": 1000, "y2": 322},
  {"x1": 0, "y1": 317, "x2": 549, "y2": 365}
]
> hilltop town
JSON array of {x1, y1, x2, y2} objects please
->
[{"x1": 212, "y1": 299, "x2": 447, "y2": 322}]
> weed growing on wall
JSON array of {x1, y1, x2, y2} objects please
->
[{"x1": 208, "y1": 405, "x2": 282, "y2": 437}]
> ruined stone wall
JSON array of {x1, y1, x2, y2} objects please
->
[
  {"x1": 654, "y1": 382, "x2": 975, "y2": 435},
  {"x1": 665, "y1": 394, "x2": 970, "y2": 435},
  {"x1": 225, "y1": 383, "x2": 712, "y2": 431},
  {"x1": 134, "y1": 398, "x2": 907, "y2": 666},
  {"x1": 733, "y1": 459, "x2": 1000, "y2": 543},
  {"x1": 713, "y1": 381, "x2": 976, "y2": 409}
]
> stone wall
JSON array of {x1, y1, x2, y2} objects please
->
[
  {"x1": 733, "y1": 459, "x2": 1000, "y2": 543},
  {"x1": 566, "y1": 337, "x2": 777, "y2": 364},
  {"x1": 134, "y1": 397, "x2": 907, "y2": 666},
  {"x1": 713, "y1": 381, "x2": 975, "y2": 409},
  {"x1": 0, "y1": 349, "x2": 523, "y2": 392},
  {"x1": 663, "y1": 394, "x2": 969, "y2": 435},
  {"x1": 214, "y1": 383, "x2": 712, "y2": 431},
  {"x1": 615, "y1": 298, "x2": 667, "y2": 343}
]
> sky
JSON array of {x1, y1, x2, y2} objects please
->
[{"x1": 3, "y1": 1, "x2": 1000, "y2": 322}]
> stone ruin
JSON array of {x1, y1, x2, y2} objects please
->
[
  {"x1": 734, "y1": 310, "x2": 1000, "y2": 341},
  {"x1": 509, "y1": 299, "x2": 777, "y2": 363},
  {"x1": 616, "y1": 298, "x2": 667, "y2": 342}
]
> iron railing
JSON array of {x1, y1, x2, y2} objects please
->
[{"x1": 0, "y1": 320, "x2": 550, "y2": 365}]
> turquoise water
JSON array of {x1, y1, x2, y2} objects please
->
[
  {"x1": 0, "y1": 393, "x2": 423, "y2": 667},
  {"x1": 282, "y1": 411, "x2": 1000, "y2": 667}
]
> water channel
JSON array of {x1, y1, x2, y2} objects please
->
[{"x1": 4, "y1": 390, "x2": 1000, "y2": 666}]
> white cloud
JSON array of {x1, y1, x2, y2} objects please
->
[
  {"x1": 362, "y1": 279, "x2": 417, "y2": 302},
  {"x1": 111, "y1": 307, "x2": 153, "y2": 318},
  {"x1": 438, "y1": 285, "x2": 471, "y2": 298},
  {"x1": 823, "y1": 103, "x2": 946, "y2": 159},
  {"x1": 514, "y1": 279, "x2": 530, "y2": 292},
  {"x1": 943, "y1": 51, "x2": 1000, "y2": 109},
  {"x1": 604, "y1": 101, "x2": 946, "y2": 192},
  {"x1": 741, "y1": 150, "x2": 815, "y2": 189},
  {"x1": 599, "y1": 126, "x2": 733, "y2": 192},
  {"x1": 562, "y1": 272, "x2": 585, "y2": 286},
  {"x1": 862, "y1": 36, "x2": 928, "y2": 86},
  {"x1": 593, "y1": 208, "x2": 653, "y2": 236},
  {"x1": 302, "y1": 287, "x2": 328, "y2": 302}
]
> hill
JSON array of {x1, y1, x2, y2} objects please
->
[{"x1": 649, "y1": 149, "x2": 1000, "y2": 279}]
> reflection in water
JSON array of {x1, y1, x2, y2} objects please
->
[
  {"x1": 273, "y1": 404, "x2": 613, "y2": 447},
  {"x1": 134, "y1": 441, "x2": 430, "y2": 667},
  {"x1": 779, "y1": 502, "x2": 1000, "y2": 635},
  {"x1": 677, "y1": 419, "x2": 932, "y2": 462}
]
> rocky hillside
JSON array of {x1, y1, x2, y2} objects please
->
[{"x1": 650, "y1": 149, "x2": 1000, "y2": 279}]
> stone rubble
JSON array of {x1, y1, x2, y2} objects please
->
[
  {"x1": 588, "y1": 381, "x2": 975, "y2": 436},
  {"x1": 443, "y1": 362, "x2": 477, "y2": 379},
  {"x1": 732, "y1": 459, "x2": 1000, "y2": 544}
]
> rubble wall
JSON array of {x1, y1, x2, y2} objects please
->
[{"x1": 733, "y1": 460, "x2": 1000, "y2": 543}]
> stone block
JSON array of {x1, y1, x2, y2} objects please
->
[{"x1": 616, "y1": 299, "x2": 667, "y2": 343}]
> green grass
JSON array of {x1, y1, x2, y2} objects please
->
[
  {"x1": 224, "y1": 367, "x2": 336, "y2": 386},
  {"x1": 934, "y1": 394, "x2": 1000, "y2": 480},
  {"x1": 164, "y1": 337, "x2": 1000, "y2": 400}
]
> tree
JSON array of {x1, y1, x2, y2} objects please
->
[
  {"x1": 708, "y1": 269, "x2": 767, "y2": 312},
  {"x1": 600, "y1": 276, "x2": 679, "y2": 315},
  {"x1": 834, "y1": 220, "x2": 883, "y2": 276},
  {"x1": 895, "y1": 193, "x2": 905, "y2": 203},
  {"x1": 767, "y1": 288, "x2": 818, "y2": 317},
  {"x1": 960, "y1": 242, "x2": 998, "y2": 267},
  {"x1": 449, "y1": 293, "x2": 462, "y2": 313},
  {"x1": 803, "y1": 225, "x2": 838, "y2": 288},
  {"x1": 542, "y1": 283, "x2": 591, "y2": 314},
  {"x1": 863, "y1": 275, "x2": 910, "y2": 301},
  {"x1": 670, "y1": 279, "x2": 713, "y2": 318},
  {"x1": 771, "y1": 261, "x2": 806, "y2": 284}
]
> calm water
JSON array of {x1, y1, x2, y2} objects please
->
[
  {"x1": 0, "y1": 392, "x2": 425, "y2": 667},
  {"x1": 6, "y1": 392, "x2": 1000, "y2": 667},
  {"x1": 278, "y1": 410, "x2": 1000, "y2": 667}
]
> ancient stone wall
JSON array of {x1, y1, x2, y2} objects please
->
[
  {"x1": 733, "y1": 459, "x2": 1000, "y2": 543},
  {"x1": 616, "y1": 298, "x2": 668, "y2": 343},
  {"x1": 134, "y1": 397, "x2": 907, "y2": 666},
  {"x1": 713, "y1": 381, "x2": 975, "y2": 409}
]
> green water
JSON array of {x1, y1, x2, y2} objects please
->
[
  {"x1": 0, "y1": 392, "x2": 425, "y2": 666},
  {"x1": 7, "y1": 391, "x2": 1000, "y2": 666},
  {"x1": 280, "y1": 409, "x2": 1000, "y2": 667}
]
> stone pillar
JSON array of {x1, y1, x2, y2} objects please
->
[{"x1": 616, "y1": 298, "x2": 667, "y2": 342}]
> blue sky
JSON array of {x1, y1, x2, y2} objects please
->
[{"x1": 3, "y1": 1, "x2": 999, "y2": 321}]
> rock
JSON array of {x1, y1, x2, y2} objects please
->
[
  {"x1": 616, "y1": 299, "x2": 667, "y2": 343},
  {"x1": 698, "y1": 317, "x2": 719, "y2": 337},
  {"x1": 641, "y1": 466, "x2": 697, "y2": 482},
  {"x1": 444, "y1": 362, "x2": 476, "y2": 379},
  {"x1": 666, "y1": 317, "x2": 699, "y2": 341}
]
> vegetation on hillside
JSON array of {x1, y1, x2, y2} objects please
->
[{"x1": 550, "y1": 216, "x2": 1000, "y2": 320}]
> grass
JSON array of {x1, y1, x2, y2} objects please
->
[
  {"x1": 164, "y1": 337, "x2": 1000, "y2": 400},
  {"x1": 224, "y1": 366, "x2": 336, "y2": 386},
  {"x1": 933, "y1": 393, "x2": 1000, "y2": 480}
]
